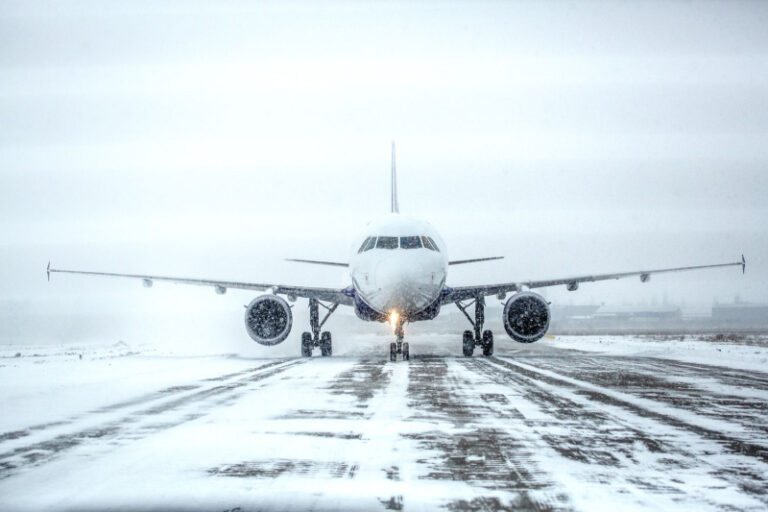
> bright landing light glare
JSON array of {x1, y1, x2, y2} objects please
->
[{"x1": 389, "y1": 311, "x2": 399, "y2": 331}]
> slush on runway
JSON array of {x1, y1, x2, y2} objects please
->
[{"x1": 2, "y1": 335, "x2": 767, "y2": 511}]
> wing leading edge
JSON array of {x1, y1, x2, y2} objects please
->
[
  {"x1": 442, "y1": 255, "x2": 746, "y2": 304},
  {"x1": 47, "y1": 264, "x2": 354, "y2": 306},
  {"x1": 448, "y1": 256, "x2": 504, "y2": 265},
  {"x1": 285, "y1": 258, "x2": 349, "y2": 267}
]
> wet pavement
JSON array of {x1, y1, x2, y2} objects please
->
[{"x1": 1, "y1": 342, "x2": 767, "y2": 510}]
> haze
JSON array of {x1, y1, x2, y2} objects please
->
[{"x1": 1, "y1": 0, "x2": 766, "y2": 347}]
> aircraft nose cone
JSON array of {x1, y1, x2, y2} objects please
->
[{"x1": 372, "y1": 257, "x2": 440, "y2": 313}]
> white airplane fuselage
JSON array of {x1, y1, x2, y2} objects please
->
[{"x1": 349, "y1": 214, "x2": 447, "y2": 322}]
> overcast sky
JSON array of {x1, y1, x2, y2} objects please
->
[{"x1": 1, "y1": 1, "x2": 767, "y2": 345}]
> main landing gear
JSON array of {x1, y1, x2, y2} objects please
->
[
  {"x1": 389, "y1": 317, "x2": 410, "y2": 362},
  {"x1": 455, "y1": 295, "x2": 494, "y2": 357},
  {"x1": 301, "y1": 298, "x2": 338, "y2": 357}
]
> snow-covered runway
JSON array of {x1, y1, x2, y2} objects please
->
[{"x1": 1, "y1": 336, "x2": 768, "y2": 511}]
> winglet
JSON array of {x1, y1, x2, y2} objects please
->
[
  {"x1": 47, "y1": 261, "x2": 51, "y2": 282},
  {"x1": 742, "y1": 254, "x2": 746, "y2": 274},
  {"x1": 390, "y1": 141, "x2": 399, "y2": 214}
]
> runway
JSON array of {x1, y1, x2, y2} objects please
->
[{"x1": 1, "y1": 336, "x2": 767, "y2": 511}]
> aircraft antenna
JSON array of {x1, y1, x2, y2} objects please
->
[{"x1": 391, "y1": 141, "x2": 399, "y2": 213}]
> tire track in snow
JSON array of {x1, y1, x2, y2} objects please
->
[
  {"x1": 0, "y1": 360, "x2": 286, "y2": 447},
  {"x1": 515, "y1": 353, "x2": 768, "y2": 442},
  {"x1": 492, "y1": 356, "x2": 768, "y2": 464},
  {"x1": 404, "y1": 356, "x2": 570, "y2": 511},
  {"x1": 0, "y1": 359, "x2": 303, "y2": 479},
  {"x1": 207, "y1": 357, "x2": 399, "y2": 511},
  {"x1": 471, "y1": 356, "x2": 768, "y2": 508}
]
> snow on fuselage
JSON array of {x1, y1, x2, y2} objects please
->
[{"x1": 349, "y1": 214, "x2": 447, "y2": 321}]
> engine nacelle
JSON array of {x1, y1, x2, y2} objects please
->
[
  {"x1": 244, "y1": 295, "x2": 292, "y2": 345},
  {"x1": 503, "y1": 291, "x2": 550, "y2": 343}
]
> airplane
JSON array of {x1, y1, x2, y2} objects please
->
[{"x1": 48, "y1": 143, "x2": 746, "y2": 361}]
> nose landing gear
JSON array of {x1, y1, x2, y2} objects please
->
[
  {"x1": 389, "y1": 317, "x2": 410, "y2": 362},
  {"x1": 301, "y1": 298, "x2": 338, "y2": 357},
  {"x1": 456, "y1": 296, "x2": 494, "y2": 357},
  {"x1": 389, "y1": 340, "x2": 410, "y2": 361}
]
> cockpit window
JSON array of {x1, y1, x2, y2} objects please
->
[
  {"x1": 400, "y1": 236, "x2": 422, "y2": 249},
  {"x1": 363, "y1": 237, "x2": 377, "y2": 251},
  {"x1": 376, "y1": 236, "x2": 398, "y2": 249},
  {"x1": 363, "y1": 236, "x2": 434, "y2": 250},
  {"x1": 421, "y1": 236, "x2": 438, "y2": 251},
  {"x1": 358, "y1": 236, "x2": 376, "y2": 253}
]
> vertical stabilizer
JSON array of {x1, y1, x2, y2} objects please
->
[{"x1": 391, "y1": 141, "x2": 399, "y2": 213}]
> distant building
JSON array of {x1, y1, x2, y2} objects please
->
[
  {"x1": 712, "y1": 303, "x2": 768, "y2": 325},
  {"x1": 547, "y1": 301, "x2": 768, "y2": 334},
  {"x1": 551, "y1": 305, "x2": 600, "y2": 321},
  {"x1": 594, "y1": 305, "x2": 681, "y2": 321}
]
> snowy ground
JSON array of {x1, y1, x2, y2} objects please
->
[{"x1": 1, "y1": 334, "x2": 768, "y2": 511}]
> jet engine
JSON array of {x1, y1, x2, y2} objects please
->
[
  {"x1": 503, "y1": 291, "x2": 550, "y2": 343},
  {"x1": 244, "y1": 295, "x2": 292, "y2": 345}
]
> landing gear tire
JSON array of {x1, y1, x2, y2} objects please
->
[
  {"x1": 320, "y1": 331, "x2": 332, "y2": 357},
  {"x1": 482, "y1": 330, "x2": 494, "y2": 357},
  {"x1": 390, "y1": 342, "x2": 397, "y2": 362},
  {"x1": 402, "y1": 342, "x2": 410, "y2": 361},
  {"x1": 462, "y1": 330, "x2": 474, "y2": 357},
  {"x1": 301, "y1": 332, "x2": 313, "y2": 358}
]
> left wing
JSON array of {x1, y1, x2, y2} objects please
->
[
  {"x1": 47, "y1": 263, "x2": 354, "y2": 305},
  {"x1": 285, "y1": 258, "x2": 348, "y2": 267},
  {"x1": 442, "y1": 255, "x2": 746, "y2": 304}
]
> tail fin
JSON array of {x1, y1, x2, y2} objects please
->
[{"x1": 390, "y1": 141, "x2": 399, "y2": 214}]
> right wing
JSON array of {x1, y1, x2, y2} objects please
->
[
  {"x1": 47, "y1": 263, "x2": 354, "y2": 305},
  {"x1": 442, "y1": 255, "x2": 746, "y2": 304},
  {"x1": 448, "y1": 256, "x2": 504, "y2": 265}
]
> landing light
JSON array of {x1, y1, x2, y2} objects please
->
[{"x1": 389, "y1": 311, "x2": 399, "y2": 331}]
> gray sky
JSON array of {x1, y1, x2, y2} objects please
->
[{"x1": 1, "y1": 0, "x2": 766, "y2": 344}]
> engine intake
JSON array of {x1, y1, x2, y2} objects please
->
[
  {"x1": 503, "y1": 291, "x2": 550, "y2": 343},
  {"x1": 244, "y1": 295, "x2": 292, "y2": 345}
]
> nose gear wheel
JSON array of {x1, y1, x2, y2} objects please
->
[{"x1": 389, "y1": 316, "x2": 409, "y2": 361}]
